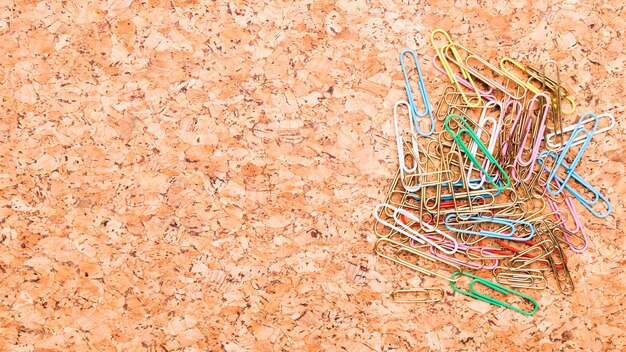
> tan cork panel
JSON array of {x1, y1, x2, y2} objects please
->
[{"x1": 0, "y1": 0, "x2": 624, "y2": 350}]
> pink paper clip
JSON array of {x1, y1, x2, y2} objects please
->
[
  {"x1": 545, "y1": 180, "x2": 589, "y2": 253},
  {"x1": 511, "y1": 93, "x2": 550, "y2": 182},
  {"x1": 429, "y1": 242, "x2": 499, "y2": 270}
]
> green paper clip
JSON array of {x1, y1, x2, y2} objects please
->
[
  {"x1": 444, "y1": 114, "x2": 511, "y2": 191},
  {"x1": 450, "y1": 271, "x2": 539, "y2": 316}
]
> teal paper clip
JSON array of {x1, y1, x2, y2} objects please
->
[
  {"x1": 450, "y1": 271, "x2": 539, "y2": 316},
  {"x1": 444, "y1": 114, "x2": 511, "y2": 191}
]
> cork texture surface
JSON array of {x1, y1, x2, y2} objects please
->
[{"x1": 0, "y1": 0, "x2": 624, "y2": 350}]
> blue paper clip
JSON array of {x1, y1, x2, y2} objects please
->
[
  {"x1": 400, "y1": 49, "x2": 435, "y2": 136},
  {"x1": 545, "y1": 112, "x2": 598, "y2": 195},
  {"x1": 539, "y1": 151, "x2": 611, "y2": 218},
  {"x1": 444, "y1": 214, "x2": 535, "y2": 241}
]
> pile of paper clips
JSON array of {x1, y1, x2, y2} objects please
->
[{"x1": 373, "y1": 29, "x2": 614, "y2": 316}]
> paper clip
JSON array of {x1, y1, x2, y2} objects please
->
[
  {"x1": 541, "y1": 60, "x2": 566, "y2": 146},
  {"x1": 444, "y1": 114, "x2": 511, "y2": 191},
  {"x1": 465, "y1": 102, "x2": 503, "y2": 189},
  {"x1": 466, "y1": 246, "x2": 515, "y2": 260},
  {"x1": 545, "y1": 112, "x2": 615, "y2": 151},
  {"x1": 511, "y1": 93, "x2": 550, "y2": 182},
  {"x1": 430, "y1": 243, "x2": 499, "y2": 270},
  {"x1": 539, "y1": 151, "x2": 611, "y2": 218},
  {"x1": 500, "y1": 238, "x2": 556, "y2": 271},
  {"x1": 374, "y1": 203, "x2": 459, "y2": 254},
  {"x1": 499, "y1": 57, "x2": 542, "y2": 95},
  {"x1": 394, "y1": 206, "x2": 460, "y2": 253},
  {"x1": 493, "y1": 267, "x2": 548, "y2": 290},
  {"x1": 529, "y1": 62, "x2": 576, "y2": 114},
  {"x1": 545, "y1": 182, "x2": 589, "y2": 252},
  {"x1": 400, "y1": 49, "x2": 435, "y2": 136},
  {"x1": 391, "y1": 288, "x2": 445, "y2": 303},
  {"x1": 430, "y1": 29, "x2": 483, "y2": 107},
  {"x1": 444, "y1": 215, "x2": 535, "y2": 241},
  {"x1": 394, "y1": 101, "x2": 421, "y2": 192},
  {"x1": 450, "y1": 271, "x2": 539, "y2": 316},
  {"x1": 442, "y1": 43, "x2": 528, "y2": 100},
  {"x1": 432, "y1": 54, "x2": 494, "y2": 97},
  {"x1": 375, "y1": 237, "x2": 462, "y2": 282},
  {"x1": 545, "y1": 112, "x2": 598, "y2": 195},
  {"x1": 500, "y1": 58, "x2": 575, "y2": 115},
  {"x1": 535, "y1": 227, "x2": 575, "y2": 295}
]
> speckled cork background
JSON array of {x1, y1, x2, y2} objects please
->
[{"x1": 0, "y1": 0, "x2": 624, "y2": 351}]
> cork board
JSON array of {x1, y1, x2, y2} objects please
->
[{"x1": 0, "y1": 0, "x2": 624, "y2": 350}]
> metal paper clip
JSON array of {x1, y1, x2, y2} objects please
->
[
  {"x1": 374, "y1": 203, "x2": 459, "y2": 254},
  {"x1": 545, "y1": 184, "x2": 589, "y2": 252},
  {"x1": 394, "y1": 101, "x2": 422, "y2": 192},
  {"x1": 536, "y1": 227, "x2": 574, "y2": 295},
  {"x1": 375, "y1": 237, "x2": 462, "y2": 282},
  {"x1": 499, "y1": 57, "x2": 543, "y2": 95},
  {"x1": 500, "y1": 58, "x2": 575, "y2": 114},
  {"x1": 391, "y1": 288, "x2": 445, "y2": 303},
  {"x1": 530, "y1": 62, "x2": 575, "y2": 114},
  {"x1": 432, "y1": 54, "x2": 494, "y2": 97},
  {"x1": 441, "y1": 43, "x2": 528, "y2": 100},
  {"x1": 430, "y1": 29, "x2": 483, "y2": 107},
  {"x1": 493, "y1": 267, "x2": 548, "y2": 290}
]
